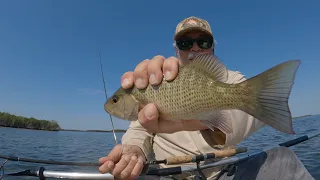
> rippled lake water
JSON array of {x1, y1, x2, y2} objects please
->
[{"x1": 0, "y1": 115, "x2": 319, "y2": 179}]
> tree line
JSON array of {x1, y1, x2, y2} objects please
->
[{"x1": 0, "y1": 111, "x2": 61, "y2": 131}]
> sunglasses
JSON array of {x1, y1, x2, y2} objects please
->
[{"x1": 176, "y1": 37, "x2": 214, "y2": 51}]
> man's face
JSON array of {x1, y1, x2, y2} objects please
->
[{"x1": 175, "y1": 30, "x2": 214, "y2": 64}]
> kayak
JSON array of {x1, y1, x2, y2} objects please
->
[{"x1": 1, "y1": 132, "x2": 318, "y2": 180}]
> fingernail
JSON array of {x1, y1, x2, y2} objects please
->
[
  {"x1": 121, "y1": 78, "x2": 130, "y2": 88},
  {"x1": 164, "y1": 71, "x2": 172, "y2": 80},
  {"x1": 149, "y1": 73, "x2": 157, "y2": 84},
  {"x1": 145, "y1": 106, "x2": 154, "y2": 119},
  {"x1": 135, "y1": 78, "x2": 143, "y2": 88}
]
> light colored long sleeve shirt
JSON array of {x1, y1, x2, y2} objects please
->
[{"x1": 121, "y1": 70, "x2": 265, "y2": 179}]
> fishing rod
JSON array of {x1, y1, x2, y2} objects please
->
[
  {"x1": 98, "y1": 46, "x2": 118, "y2": 145},
  {"x1": 0, "y1": 147, "x2": 247, "y2": 167},
  {"x1": 0, "y1": 147, "x2": 247, "y2": 180},
  {"x1": 1, "y1": 131, "x2": 319, "y2": 180}
]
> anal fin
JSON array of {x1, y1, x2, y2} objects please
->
[{"x1": 201, "y1": 110, "x2": 233, "y2": 134}]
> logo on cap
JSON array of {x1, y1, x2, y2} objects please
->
[{"x1": 181, "y1": 18, "x2": 206, "y2": 30}]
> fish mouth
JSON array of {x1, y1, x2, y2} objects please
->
[
  {"x1": 106, "y1": 109, "x2": 123, "y2": 119},
  {"x1": 105, "y1": 107, "x2": 113, "y2": 115}
]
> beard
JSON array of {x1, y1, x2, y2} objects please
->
[{"x1": 187, "y1": 52, "x2": 202, "y2": 60}]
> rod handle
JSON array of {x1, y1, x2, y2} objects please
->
[
  {"x1": 165, "y1": 147, "x2": 247, "y2": 165},
  {"x1": 214, "y1": 147, "x2": 247, "y2": 158}
]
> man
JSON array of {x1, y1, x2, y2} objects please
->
[{"x1": 99, "y1": 16, "x2": 313, "y2": 180}]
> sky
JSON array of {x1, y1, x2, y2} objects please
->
[{"x1": 0, "y1": 0, "x2": 319, "y2": 131}]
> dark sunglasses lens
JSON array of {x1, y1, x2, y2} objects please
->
[
  {"x1": 197, "y1": 39, "x2": 213, "y2": 49},
  {"x1": 176, "y1": 40, "x2": 193, "y2": 50}
]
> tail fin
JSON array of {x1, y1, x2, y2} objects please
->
[{"x1": 241, "y1": 60, "x2": 301, "y2": 134}]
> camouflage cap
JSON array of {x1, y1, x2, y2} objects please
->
[{"x1": 174, "y1": 16, "x2": 213, "y2": 40}]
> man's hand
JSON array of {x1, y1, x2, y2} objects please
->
[
  {"x1": 121, "y1": 55, "x2": 208, "y2": 133},
  {"x1": 99, "y1": 144, "x2": 146, "y2": 180}
]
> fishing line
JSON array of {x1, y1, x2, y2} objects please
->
[{"x1": 98, "y1": 46, "x2": 118, "y2": 145}]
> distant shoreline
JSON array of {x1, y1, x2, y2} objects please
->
[
  {"x1": 0, "y1": 111, "x2": 128, "y2": 132},
  {"x1": 0, "y1": 125, "x2": 60, "y2": 131},
  {"x1": 0, "y1": 110, "x2": 316, "y2": 133},
  {"x1": 0, "y1": 126, "x2": 127, "y2": 132},
  {"x1": 0, "y1": 111, "x2": 61, "y2": 131},
  {"x1": 292, "y1": 114, "x2": 312, "y2": 119}
]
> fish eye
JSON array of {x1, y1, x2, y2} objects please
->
[{"x1": 112, "y1": 95, "x2": 118, "y2": 103}]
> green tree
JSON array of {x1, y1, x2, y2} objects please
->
[{"x1": 0, "y1": 111, "x2": 61, "y2": 131}]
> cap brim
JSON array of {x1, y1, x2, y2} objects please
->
[{"x1": 174, "y1": 27, "x2": 213, "y2": 40}]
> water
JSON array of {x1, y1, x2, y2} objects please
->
[{"x1": 0, "y1": 115, "x2": 320, "y2": 179}]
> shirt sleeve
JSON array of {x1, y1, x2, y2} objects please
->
[
  {"x1": 201, "y1": 70, "x2": 266, "y2": 146},
  {"x1": 121, "y1": 120, "x2": 155, "y2": 158}
]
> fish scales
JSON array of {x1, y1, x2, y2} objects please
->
[
  {"x1": 136, "y1": 69, "x2": 249, "y2": 122},
  {"x1": 130, "y1": 66, "x2": 240, "y2": 120}
]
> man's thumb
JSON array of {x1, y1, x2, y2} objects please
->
[{"x1": 138, "y1": 103, "x2": 159, "y2": 132}]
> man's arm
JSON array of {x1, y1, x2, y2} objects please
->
[
  {"x1": 121, "y1": 120, "x2": 155, "y2": 159},
  {"x1": 201, "y1": 70, "x2": 266, "y2": 147}
]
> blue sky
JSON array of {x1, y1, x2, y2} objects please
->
[{"x1": 0, "y1": 0, "x2": 319, "y2": 131}]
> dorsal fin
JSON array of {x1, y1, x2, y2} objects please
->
[{"x1": 184, "y1": 53, "x2": 228, "y2": 82}]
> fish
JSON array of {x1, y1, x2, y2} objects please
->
[{"x1": 104, "y1": 53, "x2": 301, "y2": 135}]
